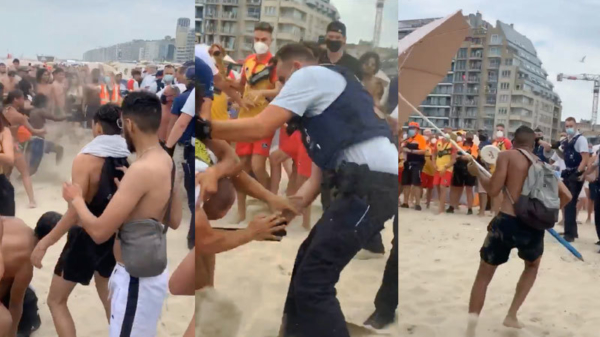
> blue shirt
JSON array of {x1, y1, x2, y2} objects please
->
[
  {"x1": 197, "y1": 57, "x2": 214, "y2": 100},
  {"x1": 171, "y1": 89, "x2": 194, "y2": 144}
]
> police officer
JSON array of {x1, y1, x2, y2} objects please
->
[
  {"x1": 561, "y1": 117, "x2": 590, "y2": 242},
  {"x1": 197, "y1": 42, "x2": 397, "y2": 337}
]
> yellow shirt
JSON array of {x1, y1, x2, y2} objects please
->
[
  {"x1": 238, "y1": 53, "x2": 276, "y2": 119},
  {"x1": 210, "y1": 92, "x2": 229, "y2": 121},
  {"x1": 422, "y1": 143, "x2": 436, "y2": 176},
  {"x1": 435, "y1": 142, "x2": 455, "y2": 172}
]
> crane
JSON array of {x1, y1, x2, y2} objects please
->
[
  {"x1": 373, "y1": 0, "x2": 385, "y2": 47},
  {"x1": 557, "y1": 73, "x2": 600, "y2": 130}
]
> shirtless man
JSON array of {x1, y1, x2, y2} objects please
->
[
  {"x1": 26, "y1": 94, "x2": 66, "y2": 175},
  {"x1": 51, "y1": 68, "x2": 67, "y2": 117},
  {"x1": 0, "y1": 72, "x2": 18, "y2": 94},
  {"x1": 30, "y1": 104, "x2": 129, "y2": 337},
  {"x1": 466, "y1": 126, "x2": 571, "y2": 335},
  {"x1": 82, "y1": 69, "x2": 102, "y2": 129},
  {"x1": 62, "y1": 92, "x2": 182, "y2": 337},
  {"x1": 0, "y1": 212, "x2": 61, "y2": 337},
  {"x1": 35, "y1": 69, "x2": 55, "y2": 112}
]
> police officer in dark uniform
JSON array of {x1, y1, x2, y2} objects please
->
[
  {"x1": 561, "y1": 117, "x2": 590, "y2": 242},
  {"x1": 197, "y1": 42, "x2": 397, "y2": 337}
]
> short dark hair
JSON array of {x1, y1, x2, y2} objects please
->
[
  {"x1": 93, "y1": 103, "x2": 122, "y2": 135},
  {"x1": 301, "y1": 41, "x2": 323, "y2": 59},
  {"x1": 131, "y1": 69, "x2": 142, "y2": 77},
  {"x1": 34, "y1": 211, "x2": 62, "y2": 240},
  {"x1": 32, "y1": 94, "x2": 49, "y2": 108},
  {"x1": 275, "y1": 43, "x2": 318, "y2": 64},
  {"x1": 53, "y1": 68, "x2": 64, "y2": 75},
  {"x1": 496, "y1": 123, "x2": 505, "y2": 128},
  {"x1": 513, "y1": 126, "x2": 535, "y2": 147},
  {"x1": 359, "y1": 51, "x2": 381, "y2": 73},
  {"x1": 255, "y1": 22, "x2": 273, "y2": 34},
  {"x1": 13, "y1": 59, "x2": 19, "y2": 64},
  {"x1": 121, "y1": 92, "x2": 162, "y2": 133},
  {"x1": 565, "y1": 117, "x2": 577, "y2": 123},
  {"x1": 36, "y1": 68, "x2": 48, "y2": 83},
  {"x1": 164, "y1": 65, "x2": 174, "y2": 70},
  {"x1": 4, "y1": 89, "x2": 24, "y2": 105}
]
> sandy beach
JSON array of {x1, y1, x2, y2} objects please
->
[
  {"x1": 10, "y1": 122, "x2": 193, "y2": 337},
  {"x1": 207, "y1": 190, "x2": 399, "y2": 337},
  {"x1": 399, "y1": 205, "x2": 600, "y2": 337}
]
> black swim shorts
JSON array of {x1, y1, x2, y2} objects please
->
[
  {"x1": 480, "y1": 213, "x2": 544, "y2": 266},
  {"x1": 401, "y1": 162, "x2": 422, "y2": 186},
  {"x1": 54, "y1": 227, "x2": 116, "y2": 285},
  {"x1": 0, "y1": 174, "x2": 15, "y2": 216}
]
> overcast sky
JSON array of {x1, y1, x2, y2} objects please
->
[
  {"x1": 399, "y1": 0, "x2": 600, "y2": 122},
  {"x1": 332, "y1": 0, "x2": 398, "y2": 49},
  {"x1": 0, "y1": 0, "x2": 191, "y2": 60}
]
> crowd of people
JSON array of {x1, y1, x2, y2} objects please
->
[
  {"x1": 196, "y1": 20, "x2": 398, "y2": 336},
  {"x1": 1, "y1": 54, "x2": 197, "y2": 336}
]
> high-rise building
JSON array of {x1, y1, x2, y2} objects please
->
[
  {"x1": 400, "y1": 13, "x2": 562, "y2": 139},
  {"x1": 83, "y1": 37, "x2": 175, "y2": 62},
  {"x1": 175, "y1": 18, "x2": 194, "y2": 63},
  {"x1": 202, "y1": 0, "x2": 338, "y2": 61},
  {"x1": 261, "y1": 0, "x2": 339, "y2": 53},
  {"x1": 196, "y1": 0, "x2": 204, "y2": 42}
]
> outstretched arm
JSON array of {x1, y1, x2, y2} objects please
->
[{"x1": 211, "y1": 105, "x2": 292, "y2": 142}]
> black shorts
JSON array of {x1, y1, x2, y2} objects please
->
[
  {"x1": 401, "y1": 162, "x2": 422, "y2": 186},
  {"x1": 54, "y1": 227, "x2": 116, "y2": 285},
  {"x1": 452, "y1": 167, "x2": 476, "y2": 187},
  {"x1": 480, "y1": 213, "x2": 544, "y2": 266},
  {"x1": 0, "y1": 174, "x2": 15, "y2": 216}
]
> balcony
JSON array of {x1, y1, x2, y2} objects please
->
[
  {"x1": 221, "y1": 27, "x2": 237, "y2": 35},
  {"x1": 488, "y1": 63, "x2": 500, "y2": 69},
  {"x1": 469, "y1": 52, "x2": 483, "y2": 59},
  {"x1": 488, "y1": 76, "x2": 498, "y2": 82},
  {"x1": 205, "y1": 11, "x2": 219, "y2": 18},
  {"x1": 456, "y1": 54, "x2": 468, "y2": 60},
  {"x1": 485, "y1": 99, "x2": 496, "y2": 106},
  {"x1": 279, "y1": 15, "x2": 305, "y2": 25},
  {"x1": 277, "y1": 31, "x2": 302, "y2": 41},
  {"x1": 467, "y1": 77, "x2": 480, "y2": 83},
  {"x1": 466, "y1": 88, "x2": 479, "y2": 94},
  {"x1": 464, "y1": 99, "x2": 479, "y2": 106},
  {"x1": 221, "y1": 11, "x2": 238, "y2": 20},
  {"x1": 245, "y1": 12, "x2": 260, "y2": 20},
  {"x1": 222, "y1": 0, "x2": 239, "y2": 5}
]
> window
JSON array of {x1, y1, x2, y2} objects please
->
[
  {"x1": 491, "y1": 34, "x2": 501, "y2": 44},
  {"x1": 457, "y1": 48, "x2": 467, "y2": 58},
  {"x1": 498, "y1": 108, "x2": 508, "y2": 115},
  {"x1": 264, "y1": 6, "x2": 277, "y2": 16},
  {"x1": 501, "y1": 70, "x2": 511, "y2": 78},
  {"x1": 247, "y1": 6, "x2": 260, "y2": 19},
  {"x1": 505, "y1": 58, "x2": 513, "y2": 66},
  {"x1": 500, "y1": 83, "x2": 510, "y2": 90},
  {"x1": 489, "y1": 47, "x2": 501, "y2": 56},
  {"x1": 499, "y1": 95, "x2": 509, "y2": 102}
]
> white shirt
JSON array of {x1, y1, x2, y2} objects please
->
[
  {"x1": 196, "y1": 44, "x2": 219, "y2": 76},
  {"x1": 271, "y1": 66, "x2": 397, "y2": 174},
  {"x1": 156, "y1": 83, "x2": 187, "y2": 98},
  {"x1": 181, "y1": 88, "x2": 195, "y2": 117},
  {"x1": 140, "y1": 74, "x2": 157, "y2": 93}
]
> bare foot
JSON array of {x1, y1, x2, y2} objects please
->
[
  {"x1": 465, "y1": 314, "x2": 478, "y2": 337},
  {"x1": 235, "y1": 211, "x2": 246, "y2": 224},
  {"x1": 28, "y1": 201, "x2": 37, "y2": 209},
  {"x1": 503, "y1": 315, "x2": 524, "y2": 329}
]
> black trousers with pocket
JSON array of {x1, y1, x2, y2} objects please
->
[
  {"x1": 374, "y1": 213, "x2": 398, "y2": 318},
  {"x1": 282, "y1": 163, "x2": 397, "y2": 337}
]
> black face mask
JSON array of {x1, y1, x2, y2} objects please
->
[{"x1": 325, "y1": 39, "x2": 343, "y2": 53}]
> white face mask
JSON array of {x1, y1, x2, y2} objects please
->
[
  {"x1": 254, "y1": 41, "x2": 269, "y2": 55},
  {"x1": 457, "y1": 136, "x2": 463, "y2": 142},
  {"x1": 431, "y1": 138, "x2": 438, "y2": 144},
  {"x1": 496, "y1": 130, "x2": 504, "y2": 138}
]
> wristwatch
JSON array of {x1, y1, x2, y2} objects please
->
[{"x1": 196, "y1": 118, "x2": 212, "y2": 140}]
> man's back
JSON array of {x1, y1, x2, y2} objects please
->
[
  {"x1": 0, "y1": 218, "x2": 34, "y2": 279},
  {"x1": 496, "y1": 150, "x2": 531, "y2": 216}
]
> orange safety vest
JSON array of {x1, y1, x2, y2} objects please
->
[{"x1": 100, "y1": 84, "x2": 121, "y2": 105}]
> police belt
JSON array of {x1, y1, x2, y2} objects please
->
[{"x1": 320, "y1": 162, "x2": 397, "y2": 208}]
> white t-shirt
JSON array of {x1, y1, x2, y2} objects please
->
[
  {"x1": 551, "y1": 151, "x2": 566, "y2": 173},
  {"x1": 140, "y1": 74, "x2": 157, "y2": 93},
  {"x1": 181, "y1": 88, "x2": 195, "y2": 117},
  {"x1": 271, "y1": 66, "x2": 397, "y2": 174},
  {"x1": 196, "y1": 44, "x2": 219, "y2": 76}
]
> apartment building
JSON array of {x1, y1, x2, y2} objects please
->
[
  {"x1": 202, "y1": 0, "x2": 337, "y2": 61},
  {"x1": 83, "y1": 37, "x2": 175, "y2": 63},
  {"x1": 196, "y1": 0, "x2": 204, "y2": 42},
  {"x1": 260, "y1": 0, "x2": 339, "y2": 52},
  {"x1": 400, "y1": 13, "x2": 562, "y2": 139},
  {"x1": 175, "y1": 18, "x2": 195, "y2": 63}
]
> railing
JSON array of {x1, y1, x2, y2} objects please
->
[
  {"x1": 485, "y1": 99, "x2": 496, "y2": 105},
  {"x1": 467, "y1": 77, "x2": 480, "y2": 83},
  {"x1": 222, "y1": 11, "x2": 238, "y2": 19},
  {"x1": 246, "y1": 12, "x2": 260, "y2": 19},
  {"x1": 466, "y1": 89, "x2": 479, "y2": 94},
  {"x1": 488, "y1": 63, "x2": 500, "y2": 69},
  {"x1": 464, "y1": 100, "x2": 479, "y2": 106}
]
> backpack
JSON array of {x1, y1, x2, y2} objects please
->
[{"x1": 505, "y1": 149, "x2": 560, "y2": 230}]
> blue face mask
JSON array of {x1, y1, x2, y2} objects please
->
[
  {"x1": 566, "y1": 127, "x2": 575, "y2": 136},
  {"x1": 104, "y1": 76, "x2": 111, "y2": 84},
  {"x1": 163, "y1": 74, "x2": 174, "y2": 83},
  {"x1": 408, "y1": 129, "x2": 416, "y2": 137}
]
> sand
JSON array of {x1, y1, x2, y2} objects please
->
[
  {"x1": 399, "y1": 204, "x2": 600, "y2": 337},
  {"x1": 207, "y1": 192, "x2": 399, "y2": 337},
  {"x1": 9, "y1": 121, "x2": 193, "y2": 336}
]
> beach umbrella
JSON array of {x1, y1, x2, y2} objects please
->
[{"x1": 398, "y1": 10, "x2": 469, "y2": 129}]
